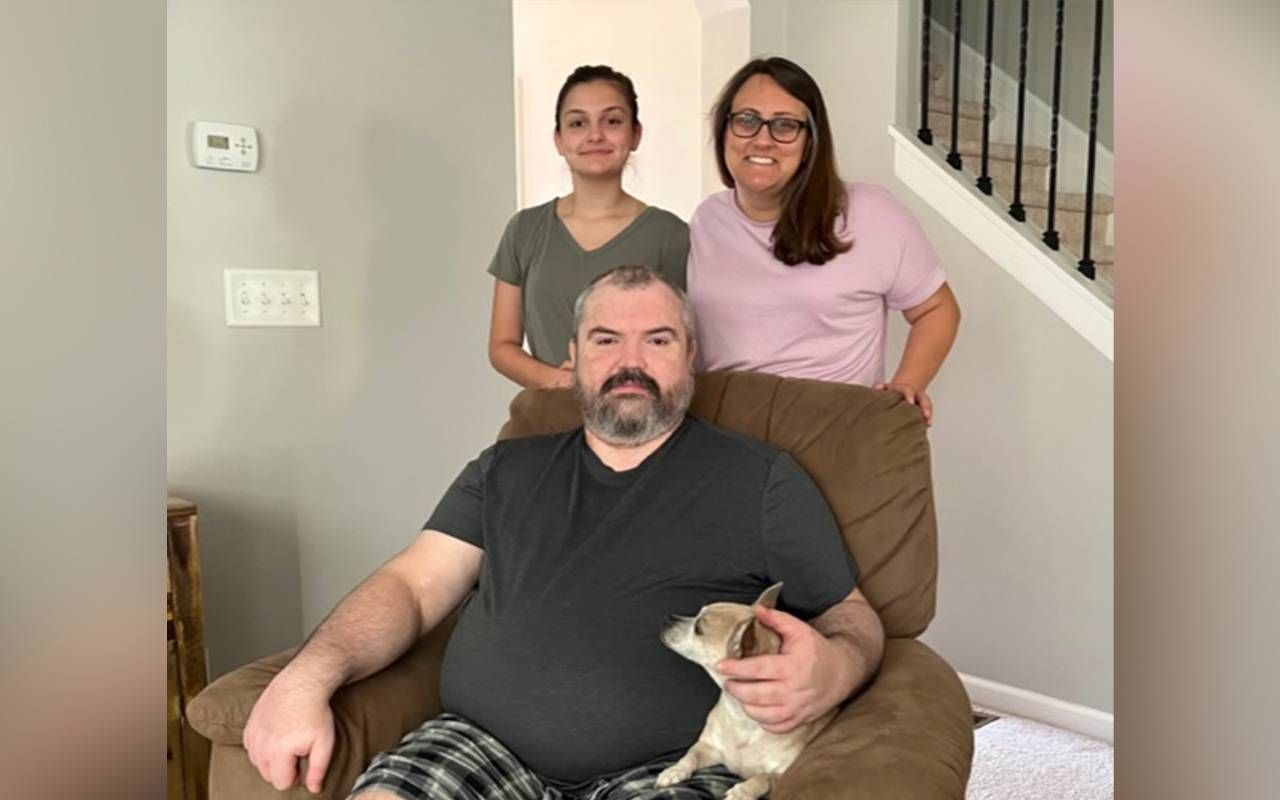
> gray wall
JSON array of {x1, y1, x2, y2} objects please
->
[
  {"x1": 749, "y1": 0, "x2": 790, "y2": 57},
  {"x1": 168, "y1": 1, "x2": 518, "y2": 677},
  {"x1": 932, "y1": 0, "x2": 1114, "y2": 150},
  {"x1": 767, "y1": 0, "x2": 1114, "y2": 713}
]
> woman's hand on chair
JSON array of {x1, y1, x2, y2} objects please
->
[{"x1": 873, "y1": 381, "x2": 933, "y2": 427}]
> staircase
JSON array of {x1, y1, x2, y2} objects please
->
[{"x1": 925, "y1": 68, "x2": 1114, "y2": 292}]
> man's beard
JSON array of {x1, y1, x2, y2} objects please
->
[{"x1": 574, "y1": 366, "x2": 694, "y2": 446}]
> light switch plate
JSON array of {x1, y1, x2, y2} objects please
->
[{"x1": 224, "y1": 269, "x2": 321, "y2": 327}]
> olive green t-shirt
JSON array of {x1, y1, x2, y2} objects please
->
[{"x1": 487, "y1": 199, "x2": 690, "y2": 366}]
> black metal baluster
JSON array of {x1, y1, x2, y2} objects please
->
[
  {"x1": 976, "y1": 0, "x2": 995, "y2": 194},
  {"x1": 919, "y1": 0, "x2": 934, "y2": 145},
  {"x1": 1009, "y1": 0, "x2": 1030, "y2": 222},
  {"x1": 1043, "y1": 0, "x2": 1065, "y2": 249},
  {"x1": 1078, "y1": 0, "x2": 1104, "y2": 280},
  {"x1": 946, "y1": 0, "x2": 963, "y2": 169}
]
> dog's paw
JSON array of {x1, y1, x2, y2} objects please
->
[
  {"x1": 724, "y1": 779, "x2": 770, "y2": 800},
  {"x1": 655, "y1": 764, "x2": 692, "y2": 788}
]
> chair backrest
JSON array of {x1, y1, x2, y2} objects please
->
[{"x1": 497, "y1": 370, "x2": 938, "y2": 639}]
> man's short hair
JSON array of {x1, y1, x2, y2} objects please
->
[{"x1": 571, "y1": 265, "x2": 697, "y2": 343}]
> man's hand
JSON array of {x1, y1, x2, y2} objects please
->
[
  {"x1": 243, "y1": 670, "x2": 336, "y2": 794},
  {"x1": 715, "y1": 605, "x2": 856, "y2": 734},
  {"x1": 873, "y1": 381, "x2": 933, "y2": 426}
]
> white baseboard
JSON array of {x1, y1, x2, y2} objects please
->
[
  {"x1": 890, "y1": 123, "x2": 1113, "y2": 361},
  {"x1": 962, "y1": 672, "x2": 1114, "y2": 744}
]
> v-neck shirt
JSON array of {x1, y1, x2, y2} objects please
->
[{"x1": 488, "y1": 198, "x2": 689, "y2": 366}]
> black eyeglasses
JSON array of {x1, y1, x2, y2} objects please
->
[{"x1": 726, "y1": 111, "x2": 809, "y2": 143}]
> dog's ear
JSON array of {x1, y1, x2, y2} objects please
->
[
  {"x1": 729, "y1": 617, "x2": 783, "y2": 659},
  {"x1": 754, "y1": 582, "x2": 783, "y2": 610}
]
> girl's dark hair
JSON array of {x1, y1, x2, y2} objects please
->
[
  {"x1": 555, "y1": 65, "x2": 640, "y2": 131},
  {"x1": 711, "y1": 57, "x2": 851, "y2": 266}
]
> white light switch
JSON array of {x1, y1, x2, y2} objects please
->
[{"x1": 224, "y1": 269, "x2": 321, "y2": 327}]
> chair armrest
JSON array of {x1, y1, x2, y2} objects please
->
[
  {"x1": 187, "y1": 614, "x2": 457, "y2": 799},
  {"x1": 775, "y1": 638, "x2": 974, "y2": 800}
]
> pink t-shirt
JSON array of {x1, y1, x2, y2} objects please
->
[{"x1": 687, "y1": 182, "x2": 946, "y2": 386}]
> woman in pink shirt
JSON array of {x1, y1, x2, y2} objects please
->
[{"x1": 688, "y1": 57, "x2": 960, "y2": 425}]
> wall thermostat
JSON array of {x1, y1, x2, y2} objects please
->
[{"x1": 192, "y1": 121, "x2": 259, "y2": 172}]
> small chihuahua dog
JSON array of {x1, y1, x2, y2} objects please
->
[{"x1": 657, "y1": 583, "x2": 835, "y2": 800}]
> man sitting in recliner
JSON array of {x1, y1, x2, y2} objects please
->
[{"x1": 243, "y1": 265, "x2": 885, "y2": 799}]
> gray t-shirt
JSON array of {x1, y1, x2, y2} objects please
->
[
  {"x1": 424, "y1": 417, "x2": 858, "y2": 786},
  {"x1": 487, "y1": 199, "x2": 690, "y2": 366}
]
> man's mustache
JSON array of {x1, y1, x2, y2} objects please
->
[{"x1": 600, "y1": 368, "x2": 660, "y2": 398}]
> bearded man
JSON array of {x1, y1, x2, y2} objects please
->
[{"x1": 243, "y1": 266, "x2": 884, "y2": 800}]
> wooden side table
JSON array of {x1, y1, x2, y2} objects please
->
[{"x1": 168, "y1": 497, "x2": 210, "y2": 800}]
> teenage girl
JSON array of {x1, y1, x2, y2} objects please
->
[{"x1": 488, "y1": 65, "x2": 690, "y2": 390}]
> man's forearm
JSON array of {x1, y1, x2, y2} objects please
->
[
  {"x1": 280, "y1": 569, "x2": 425, "y2": 695},
  {"x1": 813, "y1": 598, "x2": 885, "y2": 702}
]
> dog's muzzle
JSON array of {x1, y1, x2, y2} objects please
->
[{"x1": 659, "y1": 615, "x2": 691, "y2": 648}]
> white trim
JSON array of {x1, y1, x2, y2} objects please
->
[
  {"x1": 962, "y1": 672, "x2": 1114, "y2": 744},
  {"x1": 890, "y1": 124, "x2": 1112, "y2": 361},
  {"x1": 928, "y1": 20, "x2": 1114, "y2": 197}
]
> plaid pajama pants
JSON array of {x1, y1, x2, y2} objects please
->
[{"x1": 349, "y1": 713, "x2": 742, "y2": 800}]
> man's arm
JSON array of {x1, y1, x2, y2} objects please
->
[
  {"x1": 716, "y1": 587, "x2": 885, "y2": 734},
  {"x1": 809, "y1": 587, "x2": 885, "y2": 701},
  {"x1": 243, "y1": 530, "x2": 482, "y2": 793}
]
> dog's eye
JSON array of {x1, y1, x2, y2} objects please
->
[{"x1": 694, "y1": 618, "x2": 704, "y2": 636}]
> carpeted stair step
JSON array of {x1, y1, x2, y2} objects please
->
[
  {"x1": 928, "y1": 64, "x2": 995, "y2": 120},
  {"x1": 1090, "y1": 246, "x2": 1115, "y2": 287},
  {"x1": 927, "y1": 110, "x2": 988, "y2": 143},
  {"x1": 928, "y1": 93, "x2": 986, "y2": 121},
  {"x1": 1044, "y1": 238, "x2": 1113, "y2": 288},
  {"x1": 982, "y1": 169, "x2": 1117, "y2": 290},
  {"x1": 1018, "y1": 187, "x2": 1115, "y2": 215},
  {"x1": 986, "y1": 158, "x2": 1049, "y2": 196},
  {"x1": 1028, "y1": 206, "x2": 1111, "y2": 263},
  {"x1": 983, "y1": 162, "x2": 1114, "y2": 218},
  {"x1": 934, "y1": 135, "x2": 1052, "y2": 166},
  {"x1": 929, "y1": 63, "x2": 1115, "y2": 291},
  {"x1": 1076, "y1": 246, "x2": 1114, "y2": 288}
]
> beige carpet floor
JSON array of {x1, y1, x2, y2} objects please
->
[{"x1": 967, "y1": 713, "x2": 1114, "y2": 799}]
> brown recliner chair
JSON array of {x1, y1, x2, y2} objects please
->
[{"x1": 188, "y1": 371, "x2": 974, "y2": 798}]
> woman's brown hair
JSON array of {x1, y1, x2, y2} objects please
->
[{"x1": 711, "y1": 57, "x2": 851, "y2": 266}]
